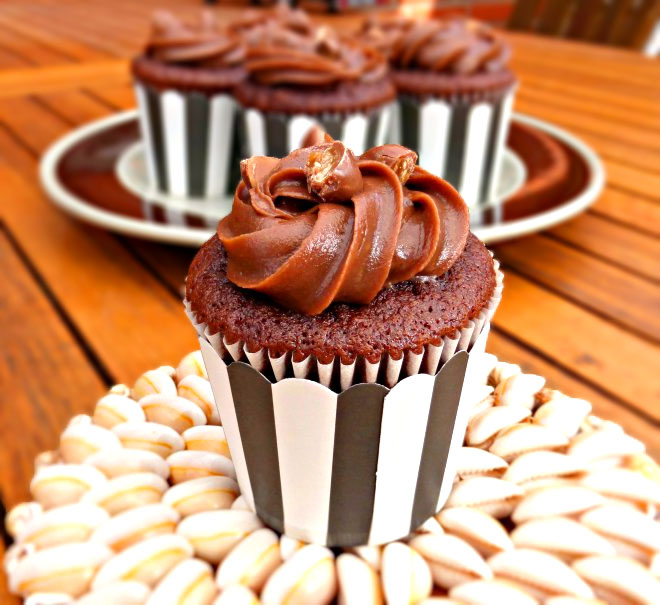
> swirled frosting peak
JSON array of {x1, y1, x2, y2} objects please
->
[
  {"x1": 218, "y1": 137, "x2": 469, "y2": 315},
  {"x1": 147, "y1": 10, "x2": 244, "y2": 67},
  {"x1": 363, "y1": 17, "x2": 510, "y2": 75}
]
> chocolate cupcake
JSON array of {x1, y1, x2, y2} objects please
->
[
  {"x1": 185, "y1": 136, "x2": 502, "y2": 546},
  {"x1": 363, "y1": 17, "x2": 517, "y2": 207},
  {"x1": 233, "y1": 6, "x2": 395, "y2": 159},
  {"x1": 132, "y1": 11, "x2": 245, "y2": 200}
]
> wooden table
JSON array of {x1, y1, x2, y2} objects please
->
[{"x1": 0, "y1": 1, "x2": 658, "y2": 601}]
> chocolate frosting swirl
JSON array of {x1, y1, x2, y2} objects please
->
[
  {"x1": 363, "y1": 17, "x2": 510, "y2": 75},
  {"x1": 241, "y1": 6, "x2": 387, "y2": 87},
  {"x1": 147, "y1": 11, "x2": 244, "y2": 67},
  {"x1": 218, "y1": 138, "x2": 469, "y2": 315}
]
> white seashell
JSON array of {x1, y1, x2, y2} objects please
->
[
  {"x1": 381, "y1": 542, "x2": 432, "y2": 604},
  {"x1": 349, "y1": 545, "x2": 381, "y2": 571},
  {"x1": 336, "y1": 553, "x2": 383, "y2": 605},
  {"x1": 626, "y1": 452, "x2": 660, "y2": 484},
  {"x1": 280, "y1": 535, "x2": 305, "y2": 561},
  {"x1": 650, "y1": 552, "x2": 660, "y2": 579},
  {"x1": 446, "y1": 477, "x2": 523, "y2": 518},
  {"x1": 488, "y1": 549, "x2": 594, "y2": 600},
  {"x1": 93, "y1": 394, "x2": 145, "y2": 429},
  {"x1": 568, "y1": 429, "x2": 645, "y2": 465},
  {"x1": 86, "y1": 448, "x2": 170, "y2": 479},
  {"x1": 489, "y1": 361, "x2": 521, "y2": 385},
  {"x1": 91, "y1": 503, "x2": 180, "y2": 551},
  {"x1": 59, "y1": 423, "x2": 121, "y2": 464},
  {"x1": 474, "y1": 352, "x2": 498, "y2": 385},
  {"x1": 147, "y1": 558, "x2": 217, "y2": 605},
  {"x1": 4, "y1": 543, "x2": 36, "y2": 576},
  {"x1": 415, "y1": 516, "x2": 445, "y2": 535},
  {"x1": 24, "y1": 593, "x2": 73, "y2": 605},
  {"x1": 82, "y1": 472, "x2": 168, "y2": 515},
  {"x1": 437, "y1": 507, "x2": 513, "y2": 556},
  {"x1": 139, "y1": 394, "x2": 207, "y2": 433},
  {"x1": 182, "y1": 425, "x2": 229, "y2": 457},
  {"x1": 178, "y1": 375, "x2": 220, "y2": 425},
  {"x1": 231, "y1": 496, "x2": 251, "y2": 511},
  {"x1": 67, "y1": 414, "x2": 92, "y2": 427},
  {"x1": 418, "y1": 599, "x2": 464, "y2": 604},
  {"x1": 518, "y1": 477, "x2": 577, "y2": 494},
  {"x1": 449, "y1": 579, "x2": 539, "y2": 605},
  {"x1": 512, "y1": 485, "x2": 605, "y2": 524},
  {"x1": 494, "y1": 373, "x2": 545, "y2": 408},
  {"x1": 216, "y1": 528, "x2": 281, "y2": 592},
  {"x1": 5, "y1": 502, "x2": 43, "y2": 539},
  {"x1": 213, "y1": 584, "x2": 260, "y2": 605},
  {"x1": 261, "y1": 544, "x2": 336, "y2": 605},
  {"x1": 544, "y1": 599, "x2": 605, "y2": 605},
  {"x1": 9, "y1": 542, "x2": 112, "y2": 597},
  {"x1": 502, "y1": 451, "x2": 586, "y2": 485},
  {"x1": 177, "y1": 510, "x2": 263, "y2": 564},
  {"x1": 580, "y1": 468, "x2": 660, "y2": 506},
  {"x1": 409, "y1": 533, "x2": 491, "y2": 590},
  {"x1": 34, "y1": 451, "x2": 60, "y2": 471},
  {"x1": 112, "y1": 422, "x2": 184, "y2": 458},
  {"x1": 533, "y1": 396, "x2": 591, "y2": 439},
  {"x1": 133, "y1": 367, "x2": 177, "y2": 400},
  {"x1": 76, "y1": 580, "x2": 151, "y2": 605},
  {"x1": 511, "y1": 517, "x2": 616, "y2": 559},
  {"x1": 92, "y1": 534, "x2": 193, "y2": 589},
  {"x1": 176, "y1": 351, "x2": 208, "y2": 382},
  {"x1": 466, "y1": 406, "x2": 531, "y2": 447},
  {"x1": 109, "y1": 384, "x2": 132, "y2": 397},
  {"x1": 18, "y1": 503, "x2": 109, "y2": 549},
  {"x1": 573, "y1": 556, "x2": 660, "y2": 605},
  {"x1": 580, "y1": 503, "x2": 660, "y2": 561},
  {"x1": 456, "y1": 447, "x2": 508, "y2": 478},
  {"x1": 489, "y1": 423, "x2": 568, "y2": 461},
  {"x1": 167, "y1": 450, "x2": 235, "y2": 484},
  {"x1": 30, "y1": 464, "x2": 107, "y2": 509},
  {"x1": 162, "y1": 476, "x2": 239, "y2": 517},
  {"x1": 467, "y1": 395, "x2": 494, "y2": 423}
]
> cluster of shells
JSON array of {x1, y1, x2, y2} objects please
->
[{"x1": 4, "y1": 351, "x2": 660, "y2": 605}]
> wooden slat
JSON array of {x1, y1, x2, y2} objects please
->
[
  {"x1": 0, "y1": 24, "x2": 73, "y2": 66},
  {"x1": 549, "y1": 212, "x2": 660, "y2": 282},
  {"x1": 35, "y1": 89, "x2": 115, "y2": 125},
  {"x1": 488, "y1": 330, "x2": 660, "y2": 459},
  {"x1": 0, "y1": 542, "x2": 20, "y2": 605},
  {"x1": 493, "y1": 271, "x2": 660, "y2": 422},
  {"x1": 591, "y1": 189, "x2": 660, "y2": 237},
  {"x1": 494, "y1": 236, "x2": 660, "y2": 342},
  {"x1": 0, "y1": 230, "x2": 106, "y2": 508}
]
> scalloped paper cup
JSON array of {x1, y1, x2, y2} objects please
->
[{"x1": 185, "y1": 263, "x2": 502, "y2": 546}]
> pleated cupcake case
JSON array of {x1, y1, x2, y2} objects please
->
[
  {"x1": 241, "y1": 102, "x2": 395, "y2": 159},
  {"x1": 134, "y1": 82, "x2": 240, "y2": 201},
  {"x1": 185, "y1": 264, "x2": 502, "y2": 547},
  {"x1": 395, "y1": 87, "x2": 516, "y2": 208}
]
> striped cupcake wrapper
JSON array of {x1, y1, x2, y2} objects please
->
[
  {"x1": 134, "y1": 82, "x2": 240, "y2": 199},
  {"x1": 397, "y1": 87, "x2": 516, "y2": 208},
  {"x1": 241, "y1": 103, "x2": 394, "y2": 159},
  {"x1": 185, "y1": 265, "x2": 502, "y2": 547}
]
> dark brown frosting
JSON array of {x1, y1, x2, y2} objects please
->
[
  {"x1": 362, "y1": 17, "x2": 510, "y2": 75},
  {"x1": 240, "y1": 6, "x2": 387, "y2": 87},
  {"x1": 146, "y1": 11, "x2": 244, "y2": 67},
  {"x1": 217, "y1": 138, "x2": 469, "y2": 315}
]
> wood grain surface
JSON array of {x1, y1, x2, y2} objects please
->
[{"x1": 0, "y1": 1, "x2": 658, "y2": 601}]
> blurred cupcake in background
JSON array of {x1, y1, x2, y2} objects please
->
[
  {"x1": 233, "y1": 5, "x2": 395, "y2": 158},
  {"x1": 132, "y1": 11, "x2": 245, "y2": 200},
  {"x1": 363, "y1": 17, "x2": 517, "y2": 207}
]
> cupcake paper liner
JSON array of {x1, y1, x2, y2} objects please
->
[
  {"x1": 134, "y1": 82, "x2": 239, "y2": 199},
  {"x1": 241, "y1": 103, "x2": 394, "y2": 159},
  {"x1": 185, "y1": 263, "x2": 502, "y2": 546},
  {"x1": 394, "y1": 87, "x2": 516, "y2": 207}
]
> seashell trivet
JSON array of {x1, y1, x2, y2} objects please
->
[{"x1": 4, "y1": 350, "x2": 660, "y2": 604}]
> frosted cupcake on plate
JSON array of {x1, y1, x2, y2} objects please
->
[
  {"x1": 233, "y1": 6, "x2": 395, "y2": 159},
  {"x1": 185, "y1": 133, "x2": 502, "y2": 546},
  {"x1": 132, "y1": 11, "x2": 245, "y2": 200},
  {"x1": 362, "y1": 16, "x2": 517, "y2": 207}
]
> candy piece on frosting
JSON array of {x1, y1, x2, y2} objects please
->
[{"x1": 218, "y1": 134, "x2": 469, "y2": 315}]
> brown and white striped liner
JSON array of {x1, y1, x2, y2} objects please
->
[{"x1": 185, "y1": 261, "x2": 502, "y2": 547}]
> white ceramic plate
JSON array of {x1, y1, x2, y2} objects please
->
[{"x1": 40, "y1": 110, "x2": 604, "y2": 247}]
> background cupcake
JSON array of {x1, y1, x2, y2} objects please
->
[
  {"x1": 186, "y1": 136, "x2": 502, "y2": 546},
  {"x1": 363, "y1": 17, "x2": 517, "y2": 208},
  {"x1": 233, "y1": 6, "x2": 395, "y2": 159},
  {"x1": 132, "y1": 11, "x2": 245, "y2": 200}
]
